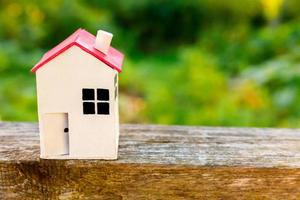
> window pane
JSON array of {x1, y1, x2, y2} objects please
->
[
  {"x1": 97, "y1": 102, "x2": 109, "y2": 115},
  {"x1": 97, "y1": 89, "x2": 109, "y2": 101},
  {"x1": 83, "y1": 102, "x2": 95, "y2": 114},
  {"x1": 82, "y1": 89, "x2": 95, "y2": 100}
]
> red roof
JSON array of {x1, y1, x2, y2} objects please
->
[{"x1": 31, "y1": 28, "x2": 124, "y2": 73}]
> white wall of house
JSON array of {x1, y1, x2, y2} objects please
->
[{"x1": 36, "y1": 45, "x2": 119, "y2": 159}]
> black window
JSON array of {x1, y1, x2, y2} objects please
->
[
  {"x1": 97, "y1": 102, "x2": 109, "y2": 114},
  {"x1": 97, "y1": 89, "x2": 109, "y2": 101},
  {"x1": 83, "y1": 102, "x2": 95, "y2": 114},
  {"x1": 82, "y1": 89, "x2": 95, "y2": 100},
  {"x1": 82, "y1": 88, "x2": 109, "y2": 115}
]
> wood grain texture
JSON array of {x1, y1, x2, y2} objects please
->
[{"x1": 1, "y1": 122, "x2": 300, "y2": 199}]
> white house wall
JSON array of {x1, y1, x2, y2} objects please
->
[{"x1": 36, "y1": 45, "x2": 118, "y2": 159}]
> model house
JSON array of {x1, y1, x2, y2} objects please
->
[{"x1": 31, "y1": 28, "x2": 124, "y2": 159}]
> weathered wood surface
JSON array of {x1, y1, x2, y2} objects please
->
[{"x1": 1, "y1": 122, "x2": 300, "y2": 199}]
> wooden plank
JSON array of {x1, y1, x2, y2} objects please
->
[{"x1": 1, "y1": 122, "x2": 300, "y2": 199}]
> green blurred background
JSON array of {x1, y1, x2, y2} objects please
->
[{"x1": 1, "y1": 0, "x2": 300, "y2": 127}]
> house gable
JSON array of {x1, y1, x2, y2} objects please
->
[{"x1": 31, "y1": 28, "x2": 124, "y2": 73}]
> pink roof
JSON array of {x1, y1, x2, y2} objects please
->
[{"x1": 31, "y1": 28, "x2": 124, "y2": 73}]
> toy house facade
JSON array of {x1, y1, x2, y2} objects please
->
[{"x1": 31, "y1": 29, "x2": 124, "y2": 159}]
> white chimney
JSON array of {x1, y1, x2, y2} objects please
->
[{"x1": 94, "y1": 30, "x2": 113, "y2": 55}]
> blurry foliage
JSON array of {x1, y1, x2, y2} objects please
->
[
  {"x1": 1, "y1": 0, "x2": 300, "y2": 127},
  {"x1": 261, "y1": 0, "x2": 284, "y2": 22}
]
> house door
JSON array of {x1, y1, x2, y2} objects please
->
[{"x1": 43, "y1": 113, "x2": 69, "y2": 156}]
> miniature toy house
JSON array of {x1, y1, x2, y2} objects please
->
[{"x1": 31, "y1": 28, "x2": 124, "y2": 159}]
